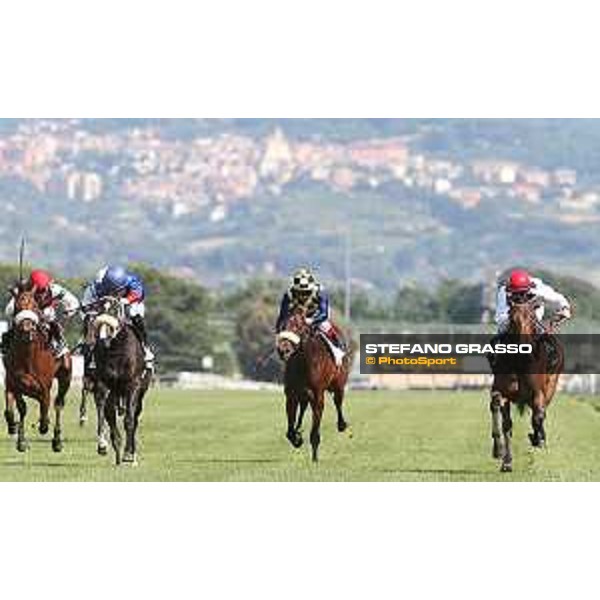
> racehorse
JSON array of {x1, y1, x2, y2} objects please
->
[
  {"x1": 490, "y1": 298, "x2": 564, "y2": 473},
  {"x1": 87, "y1": 297, "x2": 150, "y2": 465},
  {"x1": 3, "y1": 287, "x2": 72, "y2": 453},
  {"x1": 276, "y1": 308, "x2": 352, "y2": 462}
]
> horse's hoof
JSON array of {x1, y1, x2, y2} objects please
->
[
  {"x1": 39, "y1": 423, "x2": 49, "y2": 436},
  {"x1": 122, "y1": 453, "x2": 138, "y2": 467},
  {"x1": 500, "y1": 463, "x2": 513, "y2": 473},
  {"x1": 52, "y1": 439, "x2": 63, "y2": 453},
  {"x1": 16, "y1": 440, "x2": 28, "y2": 453},
  {"x1": 79, "y1": 418, "x2": 87, "y2": 427},
  {"x1": 529, "y1": 433, "x2": 546, "y2": 449},
  {"x1": 492, "y1": 442, "x2": 504, "y2": 460},
  {"x1": 97, "y1": 445, "x2": 108, "y2": 456},
  {"x1": 287, "y1": 432, "x2": 303, "y2": 449},
  {"x1": 7, "y1": 426, "x2": 16, "y2": 437}
]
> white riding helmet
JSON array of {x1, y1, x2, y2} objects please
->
[{"x1": 290, "y1": 268, "x2": 318, "y2": 302}]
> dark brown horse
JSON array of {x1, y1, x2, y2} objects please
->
[
  {"x1": 276, "y1": 308, "x2": 352, "y2": 462},
  {"x1": 490, "y1": 299, "x2": 564, "y2": 472},
  {"x1": 3, "y1": 288, "x2": 72, "y2": 453},
  {"x1": 87, "y1": 297, "x2": 151, "y2": 466}
]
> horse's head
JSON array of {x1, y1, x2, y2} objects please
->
[
  {"x1": 276, "y1": 308, "x2": 311, "y2": 362},
  {"x1": 12, "y1": 287, "x2": 42, "y2": 342},
  {"x1": 89, "y1": 297, "x2": 124, "y2": 350},
  {"x1": 508, "y1": 296, "x2": 538, "y2": 336}
]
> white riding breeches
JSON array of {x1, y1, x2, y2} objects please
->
[{"x1": 128, "y1": 301, "x2": 146, "y2": 318}]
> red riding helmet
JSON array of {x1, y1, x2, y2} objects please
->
[
  {"x1": 29, "y1": 269, "x2": 53, "y2": 291},
  {"x1": 507, "y1": 269, "x2": 533, "y2": 293}
]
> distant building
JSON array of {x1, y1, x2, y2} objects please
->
[
  {"x1": 553, "y1": 168, "x2": 577, "y2": 187},
  {"x1": 347, "y1": 138, "x2": 409, "y2": 169},
  {"x1": 471, "y1": 160, "x2": 519, "y2": 184},
  {"x1": 67, "y1": 171, "x2": 103, "y2": 202},
  {"x1": 259, "y1": 128, "x2": 295, "y2": 184}
]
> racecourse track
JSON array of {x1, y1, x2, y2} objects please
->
[{"x1": 0, "y1": 389, "x2": 599, "y2": 481}]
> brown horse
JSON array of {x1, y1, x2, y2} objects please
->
[
  {"x1": 3, "y1": 288, "x2": 72, "y2": 453},
  {"x1": 276, "y1": 308, "x2": 352, "y2": 462},
  {"x1": 490, "y1": 299, "x2": 564, "y2": 472}
]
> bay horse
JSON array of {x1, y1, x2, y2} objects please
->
[
  {"x1": 490, "y1": 299, "x2": 564, "y2": 472},
  {"x1": 87, "y1": 297, "x2": 150, "y2": 465},
  {"x1": 3, "y1": 287, "x2": 72, "y2": 453},
  {"x1": 276, "y1": 308, "x2": 352, "y2": 462}
]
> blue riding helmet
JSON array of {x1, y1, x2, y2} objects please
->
[{"x1": 98, "y1": 265, "x2": 129, "y2": 296}]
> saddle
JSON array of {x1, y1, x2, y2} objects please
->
[{"x1": 317, "y1": 330, "x2": 346, "y2": 367}]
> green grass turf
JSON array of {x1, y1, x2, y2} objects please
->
[{"x1": 1, "y1": 388, "x2": 599, "y2": 481}]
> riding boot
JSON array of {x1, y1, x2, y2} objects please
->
[
  {"x1": 487, "y1": 332, "x2": 505, "y2": 371},
  {"x1": 1, "y1": 329, "x2": 13, "y2": 355},
  {"x1": 131, "y1": 315, "x2": 155, "y2": 368},
  {"x1": 48, "y1": 321, "x2": 68, "y2": 358},
  {"x1": 83, "y1": 344, "x2": 96, "y2": 376}
]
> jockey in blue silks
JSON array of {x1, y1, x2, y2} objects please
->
[
  {"x1": 276, "y1": 268, "x2": 346, "y2": 362},
  {"x1": 82, "y1": 265, "x2": 155, "y2": 370}
]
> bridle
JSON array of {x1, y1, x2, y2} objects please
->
[
  {"x1": 13, "y1": 291, "x2": 43, "y2": 343},
  {"x1": 508, "y1": 296, "x2": 541, "y2": 336},
  {"x1": 86, "y1": 296, "x2": 125, "y2": 348},
  {"x1": 276, "y1": 310, "x2": 311, "y2": 362}
]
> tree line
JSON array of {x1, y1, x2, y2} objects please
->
[{"x1": 0, "y1": 263, "x2": 597, "y2": 380}]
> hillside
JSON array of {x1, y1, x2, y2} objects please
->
[{"x1": 1, "y1": 119, "x2": 600, "y2": 290}]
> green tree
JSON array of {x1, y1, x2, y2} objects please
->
[
  {"x1": 227, "y1": 279, "x2": 283, "y2": 382},
  {"x1": 393, "y1": 284, "x2": 439, "y2": 322},
  {"x1": 130, "y1": 264, "x2": 219, "y2": 373}
]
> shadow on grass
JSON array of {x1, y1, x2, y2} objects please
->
[
  {"x1": 378, "y1": 468, "x2": 493, "y2": 477},
  {"x1": 1, "y1": 460, "x2": 88, "y2": 468},
  {"x1": 177, "y1": 458, "x2": 281, "y2": 465}
]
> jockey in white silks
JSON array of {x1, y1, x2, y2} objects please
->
[
  {"x1": 3, "y1": 269, "x2": 80, "y2": 360},
  {"x1": 495, "y1": 269, "x2": 572, "y2": 334}
]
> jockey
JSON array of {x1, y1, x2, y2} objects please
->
[
  {"x1": 2, "y1": 269, "x2": 80, "y2": 358},
  {"x1": 276, "y1": 268, "x2": 346, "y2": 362},
  {"x1": 82, "y1": 265, "x2": 155, "y2": 369},
  {"x1": 495, "y1": 269, "x2": 572, "y2": 334}
]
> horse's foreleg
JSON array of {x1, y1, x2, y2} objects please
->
[
  {"x1": 95, "y1": 389, "x2": 109, "y2": 456},
  {"x1": 500, "y1": 401, "x2": 513, "y2": 472},
  {"x1": 294, "y1": 390, "x2": 309, "y2": 432},
  {"x1": 104, "y1": 396, "x2": 122, "y2": 466},
  {"x1": 333, "y1": 387, "x2": 349, "y2": 433},
  {"x1": 79, "y1": 387, "x2": 88, "y2": 427},
  {"x1": 4, "y1": 388, "x2": 17, "y2": 436},
  {"x1": 38, "y1": 393, "x2": 50, "y2": 436},
  {"x1": 530, "y1": 390, "x2": 547, "y2": 449},
  {"x1": 51, "y1": 366, "x2": 71, "y2": 452},
  {"x1": 51, "y1": 390, "x2": 63, "y2": 453},
  {"x1": 309, "y1": 390, "x2": 325, "y2": 463},
  {"x1": 545, "y1": 373, "x2": 560, "y2": 406},
  {"x1": 490, "y1": 391, "x2": 504, "y2": 459},
  {"x1": 123, "y1": 387, "x2": 141, "y2": 465},
  {"x1": 15, "y1": 394, "x2": 28, "y2": 453},
  {"x1": 285, "y1": 389, "x2": 303, "y2": 448}
]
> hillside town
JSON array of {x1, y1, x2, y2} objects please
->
[{"x1": 0, "y1": 119, "x2": 594, "y2": 223}]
